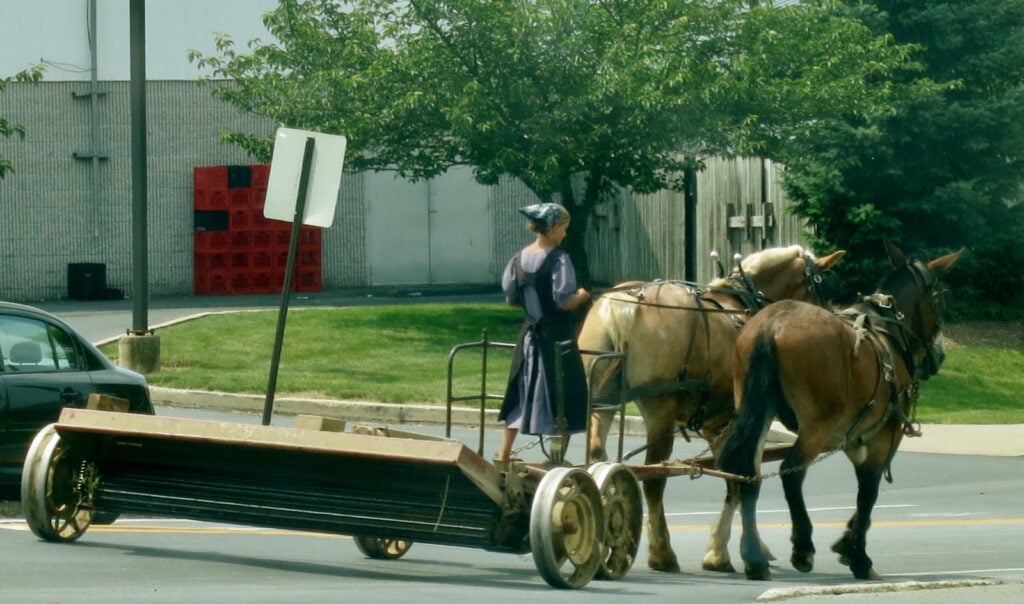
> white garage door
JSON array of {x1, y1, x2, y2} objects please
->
[{"x1": 366, "y1": 168, "x2": 491, "y2": 285}]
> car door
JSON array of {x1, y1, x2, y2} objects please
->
[{"x1": 0, "y1": 314, "x2": 92, "y2": 469}]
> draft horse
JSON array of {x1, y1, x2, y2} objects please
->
[
  {"x1": 577, "y1": 245, "x2": 845, "y2": 572},
  {"x1": 719, "y1": 243, "x2": 963, "y2": 580}
]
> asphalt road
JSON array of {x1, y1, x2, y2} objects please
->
[{"x1": 2, "y1": 406, "x2": 1022, "y2": 602}]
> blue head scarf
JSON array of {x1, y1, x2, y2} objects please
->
[{"x1": 518, "y1": 203, "x2": 567, "y2": 229}]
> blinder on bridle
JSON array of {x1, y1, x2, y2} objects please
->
[
  {"x1": 903, "y1": 259, "x2": 950, "y2": 379},
  {"x1": 802, "y1": 252, "x2": 842, "y2": 306}
]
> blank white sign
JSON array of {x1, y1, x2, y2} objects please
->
[{"x1": 264, "y1": 128, "x2": 347, "y2": 228}]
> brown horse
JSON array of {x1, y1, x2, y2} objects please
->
[
  {"x1": 718, "y1": 243, "x2": 962, "y2": 580},
  {"x1": 577, "y1": 245, "x2": 845, "y2": 572}
]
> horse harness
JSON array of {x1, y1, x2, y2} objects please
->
[
  {"x1": 603, "y1": 253, "x2": 836, "y2": 441},
  {"x1": 835, "y1": 260, "x2": 947, "y2": 482}
]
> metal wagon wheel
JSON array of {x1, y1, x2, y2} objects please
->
[
  {"x1": 352, "y1": 536, "x2": 413, "y2": 560},
  {"x1": 588, "y1": 462, "x2": 643, "y2": 580},
  {"x1": 21, "y1": 424, "x2": 94, "y2": 542},
  {"x1": 529, "y1": 466, "x2": 604, "y2": 589}
]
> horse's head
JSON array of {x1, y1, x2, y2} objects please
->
[
  {"x1": 881, "y1": 242, "x2": 964, "y2": 379},
  {"x1": 735, "y1": 245, "x2": 846, "y2": 309}
]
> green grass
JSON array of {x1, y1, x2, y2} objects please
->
[
  {"x1": 916, "y1": 346, "x2": 1024, "y2": 424},
  {"x1": 106, "y1": 304, "x2": 524, "y2": 404},
  {"x1": 99, "y1": 303, "x2": 1023, "y2": 424}
]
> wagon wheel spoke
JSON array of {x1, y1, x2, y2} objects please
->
[
  {"x1": 530, "y1": 467, "x2": 604, "y2": 589},
  {"x1": 588, "y1": 462, "x2": 643, "y2": 580}
]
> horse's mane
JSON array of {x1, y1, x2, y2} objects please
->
[{"x1": 707, "y1": 245, "x2": 807, "y2": 288}]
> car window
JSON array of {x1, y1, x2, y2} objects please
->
[
  {"x1": 47, "y1": 323, "x2": 79, "y2": 370},
  {"x1": 0, "y1": 315, "x2": 75, "y2": 373}
]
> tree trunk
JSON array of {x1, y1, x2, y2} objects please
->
[{"x1": 557, "y1": 178, "x2": 594, "y2": 287}]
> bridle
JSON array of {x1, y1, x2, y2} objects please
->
[{"x1": 861, "y1": 259, "x2": 948, "y2": 380}]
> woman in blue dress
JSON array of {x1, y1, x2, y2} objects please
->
[{"x1": 495, "y1": 203, "x2": 591, "y2": 466}]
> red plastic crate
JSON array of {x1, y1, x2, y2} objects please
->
[
  {"x1": 298, "y1": 249, "x2": 320, "y2": 268},
  {"x1": 251, "y1": 271, "x2": 279, "y2": 294},
  {"x1": 194, "y1": 188, "x2": 228, "y2": 211},
  {"x1": 251, "y1": 229, "x2": 275, "y2": 249},
  {"x1": 195, "y1": 272, "x2": 230, "y2": 295},
  {"x1": 274, "y1": 227, "x2": 323, "y2": 250},
  {"x1": 229, "y1": 252, "x2": 249, "y2": 270},
  {"x1": 251, "y1": 164, "x2": 270, "y2": 187},
  {"x1": 251, "y1": 251, "x2": 274, "y2": 270},
  {"x1": 229, "y1": 230, "x2": 252, "y2": 250},
  {"x1": 300, "y1": 228, "x2": 322, "y2": 246},
  {"x1": 295, "y1": 268, "x2": 323, "y2": 292},
  {"x1": 229, "y1": 207, "x2": 252, "y2": 230},
  {"x1": 229, "y1": 271, "x2": 252, "y2": 294},
  {"x1": 194, "y1": 166, "x2": 228, "y2": 190},
  {"x1": 194, "y1": 252, "x2": 228, "y2": 272},
  {"x1": 228, "y1": 188, "x2": 252, "y2": 208},
  {"x1": 194, "y1": 231, "x2": 230, "y2": 252},
  {"x1": 249, "y1": 212, "x2": 274, "y2": 229}
]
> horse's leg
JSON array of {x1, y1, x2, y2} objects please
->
[
  {"x1": 639, "y1": 397, "x2": 681, "y2": 572},
  {"x1": 587, "y1": 407, "x2": 614, "y2": 462},
  {"x1": 702, "y1": 483, "x2": 738, "y2": 572},
  {"x1": 780, "y1": 440, "x2": 816, "y2": 573},
  {"x1": 703, "y1": 424, "x2": 770, "y2": 573},
  {"x1": 736, "y1": 477, "x2": 772, "y2": 580},
  {"x1": 832, "y1": 449, "x2": 885, "y2": 580}
]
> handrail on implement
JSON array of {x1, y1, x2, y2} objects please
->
[
  {"x1": 446, "y1": 329, "x2": 515, "y2": 456},
  {"x1": 447, "y1": 329, "x2": 629, "y2": 463}
]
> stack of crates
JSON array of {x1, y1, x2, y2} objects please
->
[{"x1": 193, "y1": 165, "x2": 323, "y2": 295}]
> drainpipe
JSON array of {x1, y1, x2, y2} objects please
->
[{"x1": 72, "y1": 0, "x2": 107, "y2": 234}]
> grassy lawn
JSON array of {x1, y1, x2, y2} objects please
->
[{"x1": 100, "y1": 303, "x2": 1023, "y2": 424}]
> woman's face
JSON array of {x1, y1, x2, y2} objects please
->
[{"x1": 550, "y1": 220, "x2": 569, "y2": 245}]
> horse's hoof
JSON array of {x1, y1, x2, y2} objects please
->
[
  {"x1": 791, "y1": 552, "x2": 814, "y2": 573},
  {"x1": 648, "y1": 553, "x2": 681, "y2": 573},
  {"x1": 744, "y1": 562, "x2": 772, "y2": 581},
  {"x1": 701, "y1": 555, "x2": 736, "y2": 574}
]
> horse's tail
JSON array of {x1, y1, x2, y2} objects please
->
[
  {"x1": 719, "y1": 330, "x2": 783, "y2": 480},
  {"x1": 579, "y1": 291, "x2": 638, "y2": 392},
  {"x1": 597, "y1": 291, "x2": 639, "y2": 353}
]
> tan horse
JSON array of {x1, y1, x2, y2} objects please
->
[
  {"x1": 577, "y1": 245, "x2": 845, "y2": 573},
  {"x1": 719, "y1": 243, "x2": 962, "y2": 580}
]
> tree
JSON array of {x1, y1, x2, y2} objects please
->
[
  {"x1": 0, "y1": 64, "x2": 44, "y2": 180},
  {"x1": 190, "y1": 0, "x2": 920, "y2": 283},
  {"x1": 781, "y1": 0, "x2": 1024, "y2": 315}
]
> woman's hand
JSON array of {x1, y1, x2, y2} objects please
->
[{"x1": 562, "y1": 287, "x2": 590, "y2": 311}]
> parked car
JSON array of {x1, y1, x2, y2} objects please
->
[{"x1": 0, "y1": 301, "x2": 154, "y2": 499}]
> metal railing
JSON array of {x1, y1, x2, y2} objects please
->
[{"x1": 446, "y1": 329, "x2": 631, "y2": 464}]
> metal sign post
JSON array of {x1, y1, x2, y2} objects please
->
[
  {"x1": 262, "y1": 137, "x2": 315, "y2": 426},
  {"x1": 260, "y1": 128, "x2": 347, "y2": 425}
]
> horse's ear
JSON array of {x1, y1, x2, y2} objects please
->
[
  {"x1": 816, "y1": 250, "x2": 845, "y2": 271},
  {"x1": 884, "y1": 241, "x2": 908, "y2": 267},
  {"x1": 927, "y1": 248, "x2": 965, "y2": 275}
]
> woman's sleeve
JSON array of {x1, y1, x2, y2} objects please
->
[
  {"x1": 502, "y1": 255, "x2": 522, "y2": 306},
  {"x1": 551, "y1": 252, "x2": 578, "y2": 308}
]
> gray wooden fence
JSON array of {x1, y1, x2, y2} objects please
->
[{"x1": 584, "y1": 157, "x2": 809, "y2": 286}]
